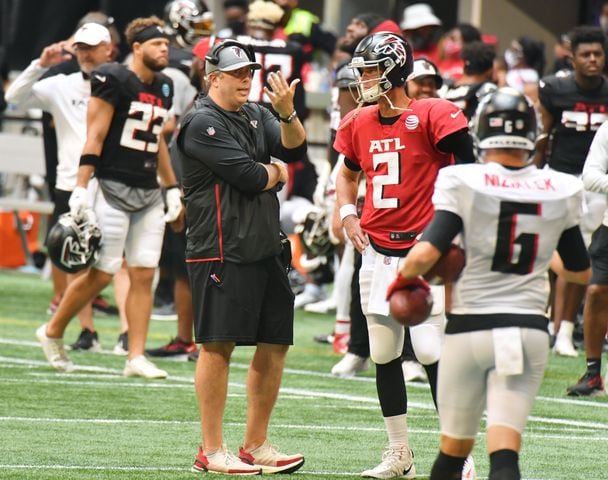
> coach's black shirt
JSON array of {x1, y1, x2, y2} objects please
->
[{"x1": 177, "y1": 95, "x2": 307, "y2": 264}]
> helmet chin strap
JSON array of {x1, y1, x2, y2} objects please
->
[{"x1": 380, "y1": 92, "x2": 411, "y2": 112}]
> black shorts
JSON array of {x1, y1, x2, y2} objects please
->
[
  {"x1": 589, "y1": 225, "x2": 608, "y2": 285},
  {"x1": 188, "y1": 256, "x2": 295, "y2": 345},
  {"x1": 159, "y1": 226, "x2": 188, "y2": 279},
  {"x1": 45, "y1": 188, "x2": 71, "y2": 245}
]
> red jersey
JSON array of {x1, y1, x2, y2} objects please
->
[{"x1": 334, "y1": 98, "x2": 467, "y2": 250}]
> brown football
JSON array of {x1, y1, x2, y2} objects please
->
[
  {"x1": 423, "y1": 244, "x2": 466, "y2": 284},
  {"x1": 389, "y1": 285, "x2": 433, "y2": 327}
]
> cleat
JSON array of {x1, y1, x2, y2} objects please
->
[
  {"x1": 188, "y1": 349, "x2": 200, "y2": 362},
  {"x1": 462, "y1": 455, "x2": 476, "y2": 480},
  {"x1": 331, "y1": 353, "x2": 369, "y2": 377},
  {"x1": 36, "y1": 324, "x2": 74, "y2": 372},
  {"x1": 566, "y1": 371, "x2": 605, "y2": 397},
  {"x1": 146, "y1": 337, "x2": 196, "y2": 357},
  {"x1": 92, "y1": 295, "x2": 119, "y2": 316},
  {"x1": 113, "y1": 331, "x2": 129, "y2": 356},
  {"x1": 239, "y1": 440, "x2": 304, "y2": 474},
  {"x1": 294, "y1": 283, "x2": 325, "y2": 309},
  {"x1": 69, "y1": 328, "x2": 102, "y2": 352},
  {"x1": 304, "y1": 297, "x2": 337, "y2": 314},
  {"x1": 150, "y1": 302, "x2": 178, "y2": 321},
  {"x1": 332, "y1": 332, "x2": 350, "y2": 355},
  {"x1": 123, "y1": 355, "x2": 167, "y2": 379},
  {"x1": 193, "y1": 444, "x2": 261, "y2": 475},
  {"x1": 402, "y1": 360, "x2": 428, "y2": 383},
  {"x1": 361, "y1": 445, "x2": 416, "y2": 479},
  {"x1": 313, "y1": 332, "x2": 334, "y2": 344}
]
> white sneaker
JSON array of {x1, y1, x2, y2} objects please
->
[
  {"x1": 36, "y1": 324, "x2": 74, "y2": 372},
  {"x1": 123, "y1": 355, "x2": 168, "y2": 379},
  {"x1": 462, "y1": 455, "x2": 476, "y2": 479},
  {"x1": 554, "y1": 334, "x2": 579, "y2": 357},
  {"x1": 331, "y1": 353, "x2": 369, "y2": 377},
  {"x1": 304, "y1": 297, "x2": 337, "y2": 314},
  {"x1": 402, "y1": 361, "x2": 428, "y2": 383},
  {"x1": 193, "y1": 444, "x2": 261, "y2": 475},
  {"x1": 361, "y1": 445, "x2": 416, "y2": 479},
  {"x1": 294, "y1": 283, "x2": 326, "y2": 309}
]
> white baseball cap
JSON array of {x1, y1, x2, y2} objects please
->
[
  {"x1": 407, "y1": 58, "x2": 443, "y2": 88},
  {"x1": 400, "y1": 3, "x2": 442, "y2": 30},
  {"x1": 73, "y1": 23, "x2": 111, "y2": 46}
]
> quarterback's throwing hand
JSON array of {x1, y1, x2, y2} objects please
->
[{"x1": 264, "y1": 71, "x2": 299, "y2": 120}]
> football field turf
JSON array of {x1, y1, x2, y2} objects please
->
[{"x1": 1, "y1": 269, "x2": 607, "y2": 479}]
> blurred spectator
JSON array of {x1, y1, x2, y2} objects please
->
[
  {"x1": 406, "y1": 58, "x2": 443, "y2": 99},
  {"x1": 436, "y1": 23, "x2": 482, "y2": 82},
  {"x1": 552, "y1": 33, "x2": 573, "y2": 74},
  {"x1": 504, "y1": 36, "x2": 545, "y2": 101},
  {"x1": 600, "y1": 0, "x2": 608, "y2": 34},
  {"x1": 217, "y1": 0, "x2": 249, "y2": 38},
  {"x1": 272, "y1": 0, "x2": 336, "y2": 58},
  {"x1": 443, "y1": 41, "x2": 497, "y2": 120},
  {"x1": 400, "y1": 3, "x2": 443, "y2": 65}
]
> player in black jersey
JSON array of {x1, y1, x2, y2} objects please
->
[
  {"x1": 535, "y1": 26, "x2": 608, "y2": 359},
  {"x1": 443, "y1": 41, "x2": 497, "y2": 121},
  {"x1": 37, "y1": 16, "x2": 183, "y2": 380}
]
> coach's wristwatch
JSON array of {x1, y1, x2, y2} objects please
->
[{"x1": 279, "y1": 110, "x2": 298, "y2": 124}]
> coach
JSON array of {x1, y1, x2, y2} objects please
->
[{"x1": 174, "y1": 39, "x2": 307, "y2": 474}]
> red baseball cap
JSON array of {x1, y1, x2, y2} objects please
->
[{"x1": 192, "y1": 36, "x2": 213, "y2": 60}]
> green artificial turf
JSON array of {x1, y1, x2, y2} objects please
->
[{"x1": 0, "y1": 269, "x2": 607, "y2": 479}]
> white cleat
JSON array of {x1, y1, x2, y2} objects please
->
[
  {"x1": 462, "y1": 455, "x2": 477, "y2": 479},
  {"x1": 361, "y1": 445, "x2": 416, "y2": 479},
  {"x1": 304, "y1": 297, "x2": 337, "y2": 314},
  {"x1": 402, "y1": 360, "x2": 428, "y2": 383},
  {"x1": 123, "y1": 355, "x2": 168, "y2": 379},
  {"x1": 331, "y1": 353, "x2": 369, "y2": 377},
  {"x1": 36, "y1": 323, "x2": 74, "y2": 372}
]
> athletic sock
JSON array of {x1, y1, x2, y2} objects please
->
[
  {"x1": 586, "y1": 358, "x2": 601, "y2": 376},
  {"x1": 489, "y1": 449, "x2": 520, "y2": 480},
  {"x1": 429, "y1": 451, "x2": 466, "y2": 480}
]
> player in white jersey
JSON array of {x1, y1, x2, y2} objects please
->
[
  {"x1": 5, "y1": 23, "x2": 117, "y2": 349},
  {"x1": 389, "y1": 88, "x2": 591, "y2": 479},
  {"x1": 567, "y1": 119, "x2": 608, "y2": 395}
]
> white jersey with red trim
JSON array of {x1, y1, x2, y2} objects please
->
[{"x1": 434, "y1": 161, "x2": 584, "y2": 315}]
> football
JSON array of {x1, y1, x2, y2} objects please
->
[
  {"x1": 423, "y1": 244, "x2": 466, "y2": 284},
  {"x1": 389, "y1": 284, "x2": 433, "y2": 327}
]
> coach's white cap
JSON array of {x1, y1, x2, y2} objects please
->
[{"x1": 73, "y1": 23, "x2": 111, "y2": 46}]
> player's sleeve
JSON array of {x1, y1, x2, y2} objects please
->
[
  {"x1": 179, "y1": 110, "x2": 269, "y2": 193},
  {"x1": 431, "y1": 166, "x2": 464, "y2": 215},
  {"x1": 582, "y1": 121, "x2": 608, "y2": 194},
  {"x1": 427, "y1": 99, "x2": 469, "y2": 146},
  {"x1": 333, "y1": 110, "x2": 358, "y2": 164},
  {"x1": 537, "y1": 77, "x2": 554, "y2": 114},
  {"x1": 90, "y1": 65, "x2": 121, "y2": 106}
]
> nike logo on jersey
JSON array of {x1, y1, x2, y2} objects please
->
[
  {"x1": 94, "y1": 74, "x2": 107, "y2": 82},
  {"x1": 485, "y1": 173, "x2": 556, "y2": 191},
  {"x1": 369, "y1": 137, "x2": 406, "y2": 153},
  {"x1": 450, "y1": 110, "x2": 462, "y2": 119}
]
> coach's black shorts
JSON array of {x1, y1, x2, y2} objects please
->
[
  {"x1": 45, "y1": 188, "x2": 71, "y2": 244},
  {"x1": 589, "y1": 225, "x2": 608, "y2": 285},
  {"x1": 159, "y1": 226, "x2": 188, "y2": 279},
  {"x1": 188, "y1": 256, "x2": 295, "y2": 345}
]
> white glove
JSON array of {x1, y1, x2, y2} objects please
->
[
  {"x1": 68, "y1": 186, "x2": 89, "y2": 220},
  {"x1": 164, "y1": 187, "x2": 183, "y2": 222}
]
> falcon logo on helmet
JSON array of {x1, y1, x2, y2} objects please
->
[
  {"x1": 347, "y1": 32, "x2": 413, "y2": 104},
  {"x1": 47, "y1": 213, "x2": 102, "y2": 274}
]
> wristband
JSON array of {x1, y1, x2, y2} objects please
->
[
  {"x1": 279, "y1": 110, "x2": 297, "y2": 123},
  {"x1": 339, "y1": 204, "x2": 358, "y2": 222},
  {"x1": 79, "y1": 153, "x2": 100, "y2": 167}
]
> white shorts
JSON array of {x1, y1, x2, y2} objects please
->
[
  {"x1": 91, "y1": 184, "x2": 166, "y2": 274},
  {"x1": 437, "y1": 327, "x2": 549, "y2": 439},
  {"x1": 359, "y1": 247, "x2": 444, "y2": 365}
]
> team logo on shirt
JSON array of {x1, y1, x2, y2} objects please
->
[
  {"x1": 250, "y1": 120, "x2": 258, "y2": 129},
  {"x1": 206, "y1": 126, "x2": 216, "y2": 136},
  {"x1": 162, "y1": 83, "x2": 170, "y2": 97},
  {"x1": 383, "y1": 257, "x2": 392, "y2": 265},
  {"x1": 404, "y1": 115, "x2": 419, "y2": 130}
]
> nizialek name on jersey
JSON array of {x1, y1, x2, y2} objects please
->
[{"x1": 485, "y1": 173, "x2": 556, "y2": 191}]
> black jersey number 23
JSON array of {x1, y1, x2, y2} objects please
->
[{"x1": 120, "y1": 101, "x2": 168, "y2": 153}]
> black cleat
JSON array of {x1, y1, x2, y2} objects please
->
[{"x1": 566, "y1": 371, "x2": 605, "y2": 397}]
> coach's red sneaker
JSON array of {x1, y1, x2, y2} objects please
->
[
  {"x1": 192, "y1": 445, "x2": 261, "y2": 475},
  {"x1": 239, "y1": 440, "x2": 304, "y2": 474},
  {"x1": 145, "y1": 337, "x2": 196, "y2": 357}
]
